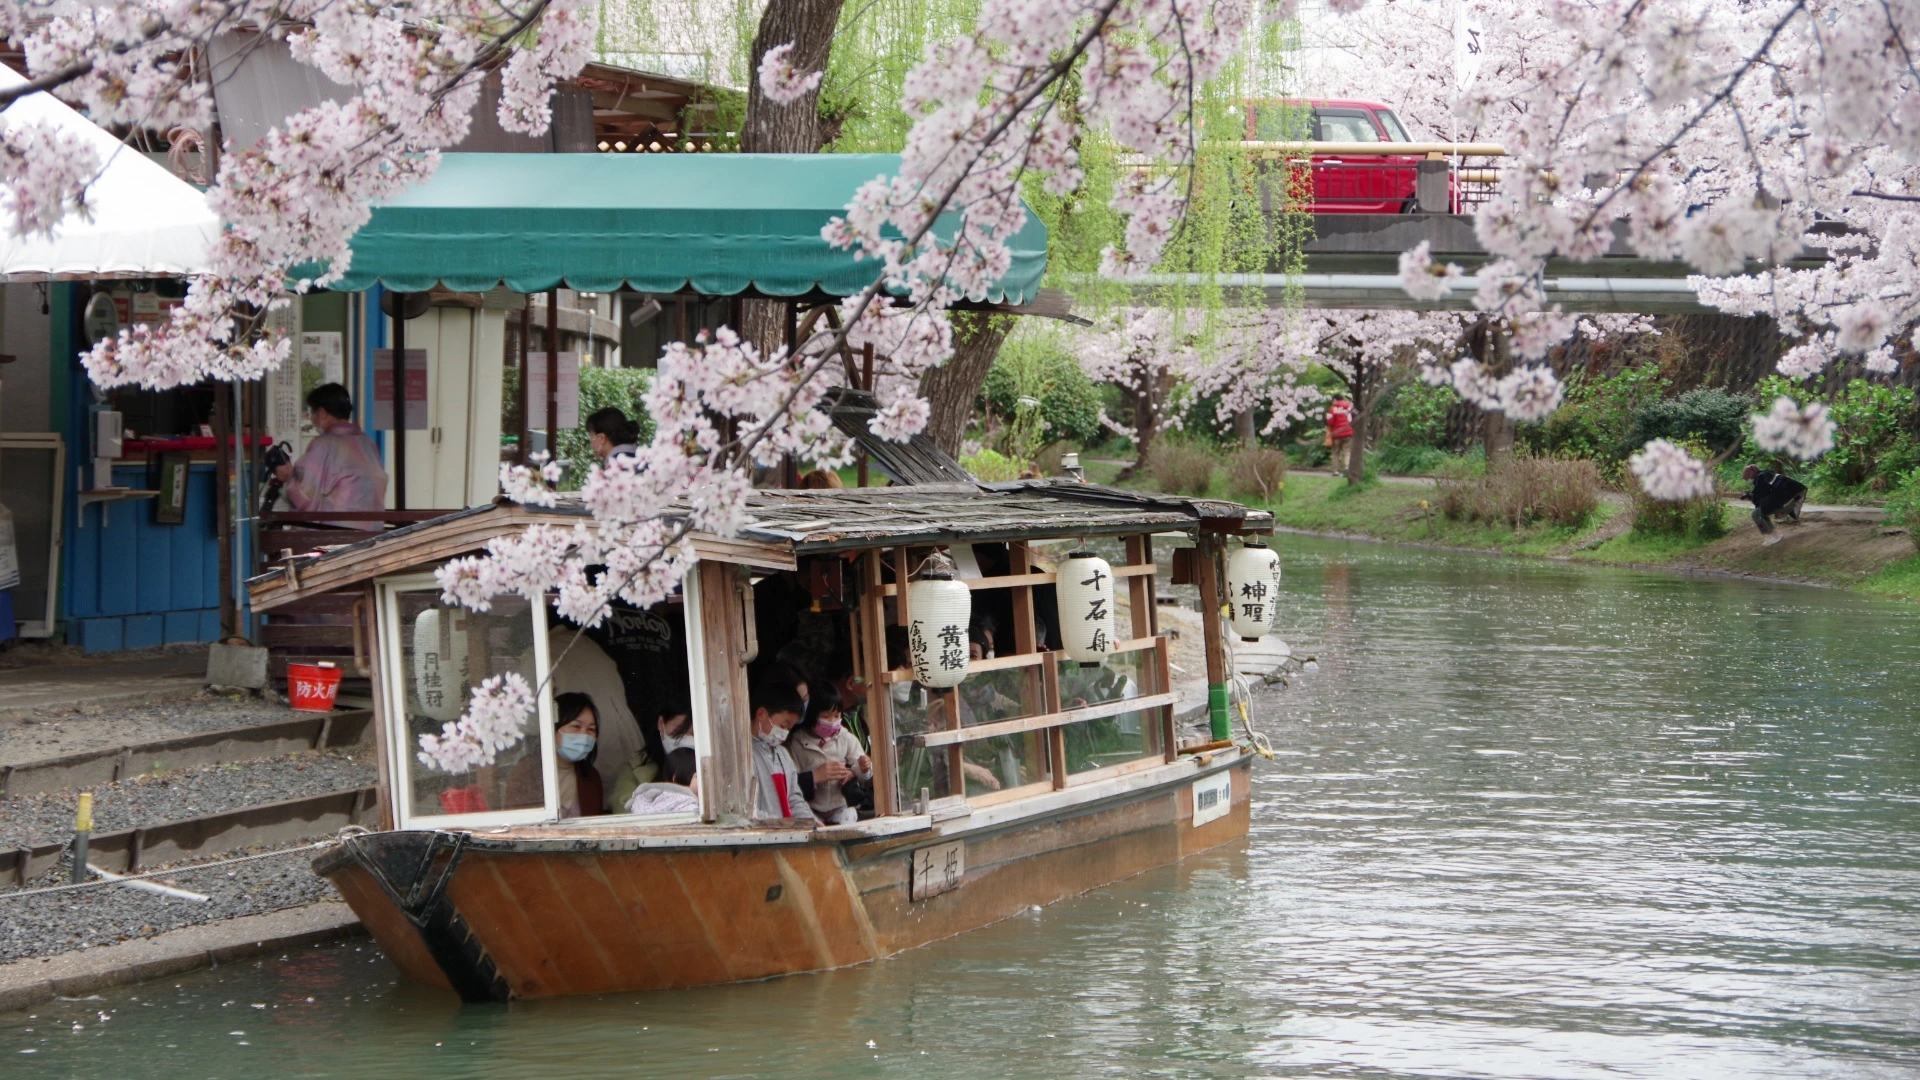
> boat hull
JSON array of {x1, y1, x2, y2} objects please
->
[{"x1": 317, "y1": 753, "x2": 1253, "y2": 1001}]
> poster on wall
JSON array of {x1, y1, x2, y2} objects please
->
[
  {"x1": 371, "y1": 348, "x2": 430, "y2": 430},
  {"x1": 524, "y1": 352, "x2": 581, "y2": 430}
]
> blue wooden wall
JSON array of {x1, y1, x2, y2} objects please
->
[{"x1": 64, "y1": 462, "x2": 224, "y2": 652}]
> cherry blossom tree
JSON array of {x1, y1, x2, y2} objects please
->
[{"x1": 1331, "y1": 0, "x2": 1920, "y2": 499}]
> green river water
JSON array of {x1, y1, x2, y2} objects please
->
[{"x1": 7, "y1": 536, "x2": 1920, "y2": 1078}]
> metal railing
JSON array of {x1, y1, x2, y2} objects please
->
[{"x1": 1236, "y1": 141, "x2": 1508, "y2": 214}]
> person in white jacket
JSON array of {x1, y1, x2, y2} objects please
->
[{"x1": 749, "y1": 680, "x2": 819, "y2": 823}]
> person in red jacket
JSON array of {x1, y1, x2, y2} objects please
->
[{"x1": 1327, "y1": 397, "x2": 1355, "y2": 472}]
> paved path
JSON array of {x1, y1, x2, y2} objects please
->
[{"x1": 0, "y1": 648, "x2": 207, "y2": 717}]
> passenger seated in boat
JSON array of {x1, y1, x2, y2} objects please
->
[
  {"x1": 547, "y1": 624, "x2": 643, "y2": 809},
  {"x1": 625, "y1": 748, "x2": 699, "y2": 815},
  {"x1": 609, "y1": 699, "x2": 690, "y2": 814},
  {"x1": 552, "y1": 692, "x2": 606, "y2": 819},
  {"x1": 787, "y1": 693, "x2": 871, "y2": 825},
  {"x1": 750, "y1": 680, "x2": 820, "y2": 823}
]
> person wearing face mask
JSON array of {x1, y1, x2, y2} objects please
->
[
  {"x1": 609, "y1": 700, "x2": 693, "y2": 814},
  {"x1": 748, "y1": 680, "x2": 820, "y2": 823},
  {"x1": 584, "y1": 407, "x2": 641, "y2": 461},
  {"x1": 551, "y1": 692, "x2": 606, "y2": 818},
  {"x1": 787, "y1": 692, "x2": 871, "y2": 825}
]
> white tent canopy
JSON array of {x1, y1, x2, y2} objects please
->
[{"x1": 0, "y1": 65, "x2": 219, "y2": 281}]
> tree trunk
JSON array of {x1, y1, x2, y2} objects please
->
[
  {"x1": 1344, "y1": 367, "x2": 1373, "y2": 486},
  {"x1": 1115, "y1": 380, "x2": 1161, "y2": 483},
  {"x1": 1233, "y1": 408, "x2": 1257, "y2": 446},
  {"x1": 741, "y1": 0, "x2": 844, "y2": 155},
  {"x1": 739, "y1": 0, "x2": 847, "y2": 361},
  {"x1": 1482, "y1": 323, "x2": 1515, "y2": 463},
  {"x1": 920, "y1": 313, "x2": 1011, "y2": 457}
]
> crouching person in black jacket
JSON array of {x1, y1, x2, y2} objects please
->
[{"x1": 1740, "y1": 465, "x2": 1807, "y2": 541}]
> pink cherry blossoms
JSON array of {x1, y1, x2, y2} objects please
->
[
  {"x1": 416, "y1": 673, "x2": 539, "y2": 773},
  {"x1": 757, "y1": 42, "x2": 825, "y2": 106},
  {"x1": 1629, "y1": 439, "x2": 1717, "y2": 502}
]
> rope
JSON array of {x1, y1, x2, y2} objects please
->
[
  {"x1": 0, "y1": 826, "x2": 370, "y2": 902},
  {"x1": 1218, "y1": 613, "x2": 1276, "y2": 761}
]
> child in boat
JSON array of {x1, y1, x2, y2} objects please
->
[
  {"x1": 787, "y1": 694, "x2": 871, "y2": 825},
  {"x1": 750, "y1": 679, "x2": 820, "y2": 823},
  {"x1": 624, "y1": 748, "x2": 699, "y2": 815}
]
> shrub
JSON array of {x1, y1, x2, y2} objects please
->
[
  {"x1": 1285, "y1": 440, "x2": 1330, "y2": 469},
  {"x1": 1520, "y1": 363, "x2": 1669, "y2": 469},
  {"x1": 1631, "y1": 491, "x2": 1727, "y2": 540},
  {"x1": 1887, "y1": 469, "x2": 1920, "y2": 552},
  {"x1": 517, "y1": 366, "x2": 654, "y2": 490},
  {"x1": 961, "y1": 448, "x2": 1029, "y2": 482},
  {"x1": 1225, "y1": 447, "x2": 1287, "y2": 502},
  {"x1": 1147, "y1": 439, "x2": 1219, "y2": 495},
  {"x1": 1436, "y1": 455, "x2": 1601, "y2": 529},
  {"x1": 1373, "y1": 443, "x2": 1450, "y2": 475},
  {"x1": 1378, "y1": 382, "x2": 1457, "y2": 449},
  {"x1": 982, "y1": 341, "x2": 1104, "y2": 456},
  {"x1": 1626, "y1": 387, "x2": 1753, "y2": 455}
]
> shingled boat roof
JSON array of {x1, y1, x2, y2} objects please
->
[{"x1": 246, "y1": 480, "x2": 1273, "y2": 612}]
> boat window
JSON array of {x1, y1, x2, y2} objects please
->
[
  {"x1": 547, "y1": 595, "x2": 700, "y2": 821},
  {"x1": 378, "y1": 582, "x2": 555, "y2": 828},
  {"x1": 860, "y1": 537, "x2": 1177, "y2": 815}
]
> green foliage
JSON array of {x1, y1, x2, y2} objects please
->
[
  {"x1": 1372, "y1": 443, "x2": 1451, "y2": 476},
  {"x1": 1630, "y1": 492, "x2": 1727, "y2": 540},
  {"x1": 982, "y1": 330, "x2": 1104, "y2": 459},
  {"x1": 1626, "y1": 387, "x2": 1753, "y2": 455},
  {"x1": 1886, "y1": 469, "x2": 1920, "y2": 552},
  {"x1": 1377, "y1": 381, "x2": 1457, "y2": 449},
  {"x1": 960, "y1": 447, "x2": 1028, "y2": 482},
  {"x1": 1520, "y1": 364, "x2": 1669, "y2": 471},
  {"x1": 1738, "y1": 376, "x2": 1920, "y2": 493},
  {"x1": 554, "y1": 367, "x2": 655, "y2": 490}
]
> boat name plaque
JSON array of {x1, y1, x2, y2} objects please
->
[
  {"x1": 909, "y1": 841, "x2": 965, "y2": 901},
  {"x1": 1192, "y1": 772, "x2": 1233, "y2": 827}
]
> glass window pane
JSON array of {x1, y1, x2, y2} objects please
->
[
  {"x1": 1317, "y1": 110, "x2": 1380, "y2": 142},
  {"x1": 1378, "y1": 109, "x2": 1411, "y2": 142},
  {"x1": 890, "y1": 683, "x2": 953, "y2": 812},
  {"x1": 1059, "y1": 649, "x2": 1162, "y2": 774},
  {"x1": 395, "y1": 591, "x2": 546, "y2": 821}
]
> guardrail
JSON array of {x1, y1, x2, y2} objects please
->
[{"x1": 1232, "y1": 141, "x2": 1508, "y2": 213}]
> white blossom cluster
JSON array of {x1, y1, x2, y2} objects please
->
[
  {"x1": 416, "y1": 673, "x2": 538, "y2": 774},
  {"x1": 1628, "y1": 438, "x2": 1717, "y2": 502},
  {"x1": 1750, "y1": 396, "x2": 1837, "y2": 461}
]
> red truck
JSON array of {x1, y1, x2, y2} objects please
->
[{"x1": 1246, "y1": 99, "x2": 1429, "y2": 214}]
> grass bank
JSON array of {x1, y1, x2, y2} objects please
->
[{"x1": 1242, "y1": 473, "x2": 1920, "y2": 603}]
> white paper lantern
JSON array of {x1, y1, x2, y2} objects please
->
[
  {"x1": 410, "y1": 607, "x2": 470, "y2": 721},
  {"x1": 1226, "y1": 543, "x2": 1281, "y2": 642},
  {"x1": 1057, "y1": 550, "x2": 1116, "y2": 665},
  {"x1": 908, "y1": 570, "x2": 972, "y2": 688}
]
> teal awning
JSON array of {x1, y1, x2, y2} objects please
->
[{"x1": 329, "y1": 153, "x2": 1048, "y2": 304}]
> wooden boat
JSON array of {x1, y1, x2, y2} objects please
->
[{"x1": 250, "y1": 470, "x2": 1272, "y2": 1001}]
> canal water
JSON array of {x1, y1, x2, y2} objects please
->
[{"x1": 8, "y1": 537, "x2": 1920, "y2": 1078}]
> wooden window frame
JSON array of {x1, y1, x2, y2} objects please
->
[
  {"x1": 855, "y1": 536, "x2": 1179, "y2": 815},
  {"x1": 376, "y1": 572, "x2": 558, "y2": 830}
]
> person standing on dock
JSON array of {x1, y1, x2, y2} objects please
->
[{"x1": 1740, "y1": 464, "x2": 1807, "y2": 545}]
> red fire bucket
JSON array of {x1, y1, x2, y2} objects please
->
[{"x1": 287, "y1": 662, "x2": 343, "y2": 712}]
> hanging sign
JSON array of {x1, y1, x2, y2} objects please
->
[
  {"x1": 907, "y1": 569, "x2": 971, "y2": 688},
  {"x1": 372, "y1": 348, "x2": 430, "y2": 430},
  {"x1": 1057, "y1": 551, "x2": 1115, "y2": 665},
  {"x1": 1454, "y1": 1, "x2": 1485, "y2": 91}
]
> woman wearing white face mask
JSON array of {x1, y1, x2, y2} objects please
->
[
  {"x1": 551, "y1": 692, "x2": 605, "y2": 818},
  {"x1": 609, "y1": 700, "x2": 692, "y2": 814}
]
